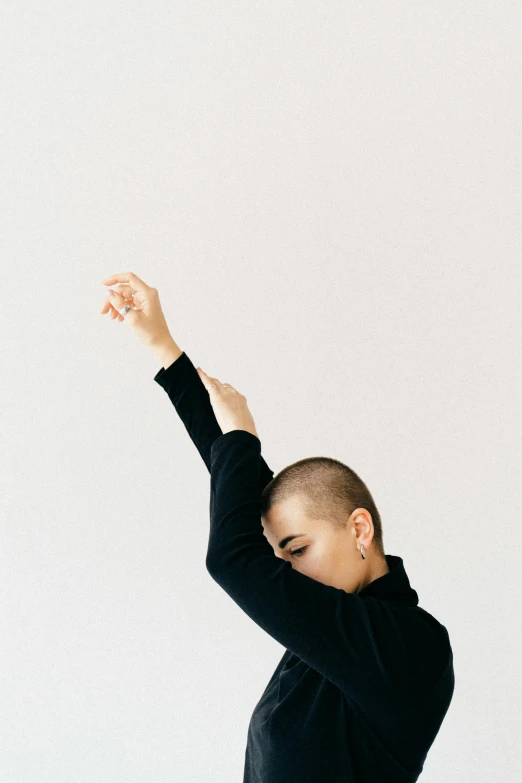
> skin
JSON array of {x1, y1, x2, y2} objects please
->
[{"x1": 261, "y1": 495, "x2": 390, "y2": 594}]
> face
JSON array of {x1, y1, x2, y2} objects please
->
[{"x1": 262, "y1": 495, "x2": 378, "y2": 594}]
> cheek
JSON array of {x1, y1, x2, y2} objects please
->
[
  {"x1": 298, "y1": 548, "x2": 326, "y2": 578},
  {"x1": 306, "y1": 545, "x2": 340, "y2": 576}
]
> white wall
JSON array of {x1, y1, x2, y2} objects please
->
[{"x1": 1, "y1": 2, "x2": 520, "y2": 780}]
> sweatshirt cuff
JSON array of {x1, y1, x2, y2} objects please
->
[{"x1": 153, "y1": 351, "x2": 191, "y2": 389}]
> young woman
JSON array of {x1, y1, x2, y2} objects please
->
[{"x1": 100, "y1": 271, "x2": 455, "y2": 783}]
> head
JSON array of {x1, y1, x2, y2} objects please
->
[{"x1": 260, "y1": 456, "x2": 389, "y2": 594}]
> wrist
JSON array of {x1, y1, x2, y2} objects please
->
[{"x1": 151, "y1": 337, "x2": 183, "y2": 370}]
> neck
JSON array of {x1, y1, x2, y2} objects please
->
[{"x1": 359, "y1": 556, "x2": 389, "y2": 592}]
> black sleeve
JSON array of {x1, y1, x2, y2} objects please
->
[
  {"x1": 207, "y1": 429, "x2": 444, "y2": 715},
  {"x1": 153, "y1": 351, "x2": 275, "y2": 492}
]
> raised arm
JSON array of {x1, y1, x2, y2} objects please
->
[
  {"x1": 98, "y1": 272, "x2": 275, "y2": 491},
  {"x1": 152, "y1": 337, "x2": 275, "y2": 491}
]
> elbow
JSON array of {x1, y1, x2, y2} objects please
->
[
  {"x1": 206, "y1": 550, "x2": 230, "y2": 584},
  {"x1": 205, "y1": 550, "x2": 220, "y2": 576}
]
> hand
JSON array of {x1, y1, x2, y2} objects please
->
[
  {"x1": 196, "y1": 368, "x2": 259, "y2": 438},
  {"x1": 99, "y1": 271, "x2": 172, "y2": 348}
]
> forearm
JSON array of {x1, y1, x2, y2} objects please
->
[
  {"x1": 151, "y1": 336, "x2": 184, "y2": 370},
  {"x1": 152, "y1": 341, "x2": 221, "y2": 473}
]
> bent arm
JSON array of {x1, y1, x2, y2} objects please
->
[{"x1": 207, "y1": 430, "x2": 449, "y2": 716}]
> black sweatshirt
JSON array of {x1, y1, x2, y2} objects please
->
[{"x1": 154, "y1": 351, "x2": 455, "y2": 783}]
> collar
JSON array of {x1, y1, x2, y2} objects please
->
[{"x1": 357, "y1": 554, "x2": 419, "y2": 606}]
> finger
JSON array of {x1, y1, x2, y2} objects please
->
[
  {"x1": 99, "y1": 297, "x2": 124, "y2": 321},
  {"x1": 100, "y1": 289, "x2": 127, "y2": 320},
  {"x1": 102, "y1": 271, "x2": 150, "y2": 295},
  {"x1": 105, "y1": 289, "x2": 132, "y2": 321},
  {"x1": 111, "y1": 303, "x2": 124, "y2": 320},
  {"x1": 196, "y1": 368, "x2": 223, "y2": 392},
  {"x1": 112, "y1": 283, "x2": 137, "y2": 300},
  {"x1": 198, "y1": 370, "x2": 238, "y2": 394},
  {"x1": 111, "y1": 283, "x2": 144, "y2": 310},
  {"x1": 99, "y1": 287, "x2": 134, "y2": 309}
]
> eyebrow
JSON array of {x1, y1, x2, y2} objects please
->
[{"x1": 278, "y1": 534, "x2": 306, "y2": 550}]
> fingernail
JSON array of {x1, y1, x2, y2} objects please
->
[{"x1": 106, "y1": 290, "x2": 114, "y2": 296}]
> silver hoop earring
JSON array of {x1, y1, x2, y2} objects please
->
[{"x1": 360, "y1": 544, "x2": 366, "y2": 560}]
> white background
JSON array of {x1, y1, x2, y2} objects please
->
[{"x1": 1, "y1": 2, "x2": 521, "y2": 780}]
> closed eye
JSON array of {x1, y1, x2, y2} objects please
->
[{"x1": 290, "y1": 546, "x2": 308, "y2": 557}]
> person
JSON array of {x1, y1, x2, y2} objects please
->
[{"x1": 100, "y1": 272, "x2": 455, "y2": 783}]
